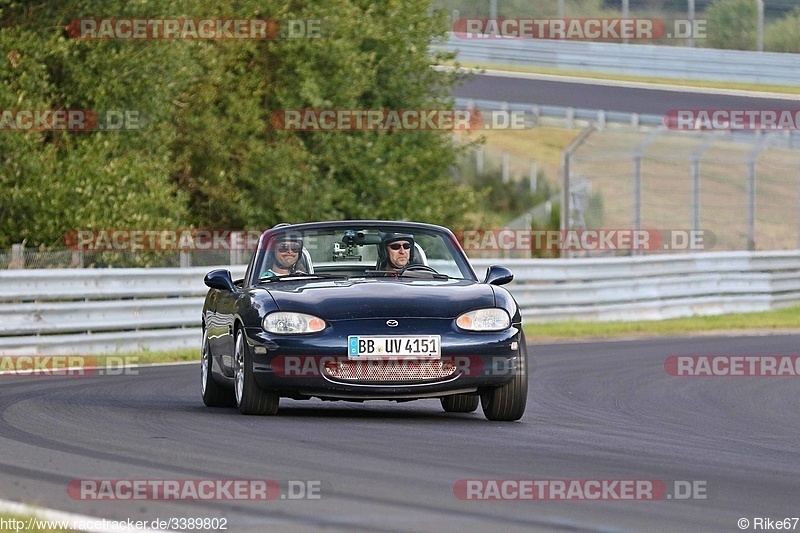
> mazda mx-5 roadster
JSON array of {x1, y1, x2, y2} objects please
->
[{"x1": 201, "y1": 220, "x2": 527, "y2": 421}]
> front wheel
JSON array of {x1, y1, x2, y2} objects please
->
[
  {"x1": 481, "y1": 340, "x2": 528, "y2": 421},
  {"x1": 201, "y1": 329, "x2": 236, "y2": 407},
  {"x1": 234, "y1": 329, "x2": 279, "y2": 415}
]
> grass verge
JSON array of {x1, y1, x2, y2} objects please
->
[{"x1": 525, "y1": 305, "x2": 800, "y2": 341}]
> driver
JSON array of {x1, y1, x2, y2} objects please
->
[
  {"x1": 262, "y1": 235, "x2": 305, "y2": 277},
  {"x1": 381, "y1": 233, "x2": 414, "y2": 271}
]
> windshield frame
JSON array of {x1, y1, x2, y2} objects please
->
[{"x1": 245, "y1": 221, "x2": 477, "y2": 287}]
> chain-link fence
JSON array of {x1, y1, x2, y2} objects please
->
[{"x1": 565, "y1": 127, "x2": 800, "y2": 255}]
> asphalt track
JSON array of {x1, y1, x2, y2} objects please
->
[
  {"x1": 1, "y1": 334, "x2": 799, "y2": 532},
  {"x1": 453, "y1": 72, "x2": 800, "y2": 115}
]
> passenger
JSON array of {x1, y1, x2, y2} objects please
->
[{"x1": 262, "y1": 236, "x2": 305, "y2": 277}]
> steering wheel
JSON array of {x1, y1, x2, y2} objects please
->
[{"x1": 397, "y1": 264, "x2": 438, "y2": 274}]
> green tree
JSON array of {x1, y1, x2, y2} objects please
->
[
  {"x1": 704, "y1": 0, "x2": 758, "y2": 50},
  {"x1": 0, "y1": 0, "x2": 478, "y2": 249}
]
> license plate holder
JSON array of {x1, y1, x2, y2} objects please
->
[{"x1": 347, "y1": 335, "x2": 441, "y2": 359}]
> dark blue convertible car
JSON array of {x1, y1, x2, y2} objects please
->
[{"x1": 201, "y1": 220, "x2": 527, "y2": 421}]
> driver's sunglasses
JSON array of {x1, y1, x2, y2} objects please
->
[
  {"x1": 389, "y1": 242, "x2": 411, "y2": 250},
  {"x1": 277, "y1": 243, "x2": 301, "y2": 253}
]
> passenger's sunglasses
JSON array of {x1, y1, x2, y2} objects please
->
[
  {"x1": 389, "y1": 242, "x2": 411, "y2": 250},
  {"x1": 277, "y1": 243, "x2": 301, "y2": 253}
]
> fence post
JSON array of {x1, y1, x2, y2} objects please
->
[
  {"x1": 629, "y1": 129, "x2": 665, "y2": 255},
  {"x1": 562, "y1": 125, "x2": 596, "y2": 258},
  {"x1": 690, "y1": 136, "x2": 716, "y2": 233},
  {"x1": 747, "y1": 139, "x2": 767, "y2": 251},
  {"x1": 747, "y1": 160, "x2": 756, "y2": 250},
  {"x1": 10, "y1": 243, "x2": 24, "y2": 269},
  {"x1": 633, "y1": 155, "x2": 642, "y2": 237},
  {"x1": 530, "y1": 160, "x2": 538, "y2": 193},
  {"x1": 691, "y1": 157, "x2": 700, "y2": 232},
  {"x1": 502, "y1": 152, "x2": 510, "y2": 183}
]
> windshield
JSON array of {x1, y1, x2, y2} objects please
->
[{"x1": 254, "y1": 225, "x2": 473, "y2": 281}]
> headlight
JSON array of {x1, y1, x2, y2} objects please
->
[
  {"x1": 456, "y1": 308, "x2": 510, "y2": 331},
  {"x1": 263, "y1": 312, "x2": 326, "y2": 334}
]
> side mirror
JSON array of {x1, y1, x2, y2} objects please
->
[
  {"x1": 483, "y1": 265, "x2": 514, "y2": 286},
  {"x1": 204, "y1": 269, "x2": 236, "y2": 292}
]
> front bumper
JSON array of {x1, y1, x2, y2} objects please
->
[{"x1": 243, "y1": 318, "x2": 524, "y2": 400}]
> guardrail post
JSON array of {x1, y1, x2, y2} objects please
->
[{"x1": 531, "y1": 105, "x2": 540, "y2": 127}]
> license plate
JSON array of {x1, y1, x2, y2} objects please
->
[{"x1": 347, "y1": 335, "x2": 441, "y2": 359}]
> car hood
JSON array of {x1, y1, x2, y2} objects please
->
[{"x1": 260, "y1": 278, "x2": 495, "y2": 320}]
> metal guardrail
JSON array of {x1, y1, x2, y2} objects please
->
[
  {"x1": 2, "y1": 251, "x2": 799, "y2": 355},
  {"x1": 439, "y1": 35, "x2": 800, "y2": 85},
  {"x1": 0, "y1": 266, "x2": 246, "y2": 355},
  {"x1": 496, "y1": 251, "x2": 800, "y2": 321},
  {"x1": 455, "y1": 97, "x2": 665, "y2": 130}
]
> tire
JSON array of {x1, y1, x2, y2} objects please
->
[
  {"x1": 441, "y1": 393, "x2": 479, "y2": 413},
  {"x1": 481, "y1": 339, "x2": 528, "y2": 421},
  {"x1": 234, "y1": 329, "x2": 279, "y2": 415},
  {"x1": 201, "y1": 329, "x2": 236, "y2": 407}
]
